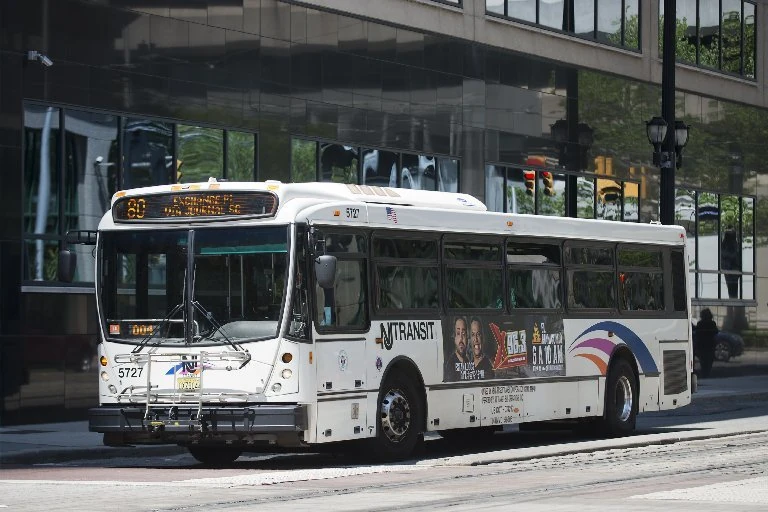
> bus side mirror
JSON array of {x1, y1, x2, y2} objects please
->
[
  {"x1": 315, "y1": 255, "x2": 336, "y2": 289},
  {"x1": 58, "y1": 249, "x2": 76, "y2": 283}
]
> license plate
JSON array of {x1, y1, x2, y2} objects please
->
[{"x1": 176, "y1": 377, "x2": 200, "y2": 391}]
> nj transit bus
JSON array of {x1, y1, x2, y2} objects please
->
[{"x1": 59, "y1": 179, "x2": 693, "y2": 464}]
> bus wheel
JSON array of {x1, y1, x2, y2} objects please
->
[
  {"x1": 188, "y1": 445, "x2": 242, "y2": 466},
  {"x1": 602, "y1": 358, "x2": 638, "y2": 436},
  {"x1": 371, "y1": 373, "x2": 423, "y2": 460}
]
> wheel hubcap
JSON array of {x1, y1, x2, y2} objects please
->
[
  {"x1": 615, "y1": 375, "x2": 633, "y2": 422},
  {"x1": 380, "y1": 388, "x2": 411, "y2": 443}
]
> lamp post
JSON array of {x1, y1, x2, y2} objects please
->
[{"x1": 649, "y1": 0, "x2": 693, "y2": 226}]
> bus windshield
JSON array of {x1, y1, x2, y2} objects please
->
[{"x1": 99, "y1": 226, "x2": 289, "y2": 345}]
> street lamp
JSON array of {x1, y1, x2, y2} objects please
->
[{"x1": 645, "y1": 117, "x2": 689, "y2": 169}]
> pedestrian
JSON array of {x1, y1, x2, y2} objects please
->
[{"x1": 695, "y1": 308, "x2": 718, "y2": 378}]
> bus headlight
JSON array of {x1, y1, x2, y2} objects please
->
[
  {"x1": 108, "y1": 384, "x2": 118, "y2": 394},
  {"x1": 281, "y1": 369, "x2": 293, "y2": 379},
  {"x1": 271, "y1": 382, "x2": 282, "y2": 393},
  {"x1": 100, "y1": 371, "x2": 110, "y2": 382}
]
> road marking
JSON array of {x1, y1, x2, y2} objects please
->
[
  {"x1": 0, "y1": 464, "x2": 429, "y2": 488},
  {"x1": 631, "y1": 476, "x2": 768, "y2": 505}
]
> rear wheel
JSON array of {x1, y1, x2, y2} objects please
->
[
  {"x1": 370, "y1": 372, "x2": 423, "y2": 461},
  {"x1": 601, "y1": 358, "x2": 638, "y2": 436},
  {"x1": 187, "y1": 446, "x2": 242, "y2": 466}
]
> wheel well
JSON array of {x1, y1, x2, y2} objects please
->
[
  {"x1": 608, "y1": 346, "x2": 639, "y2": 388},
  {"x1": 382, "y1": 357, "x2": 427, "y2": 430}
]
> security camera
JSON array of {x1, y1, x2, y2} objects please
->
[
  {"x1": 27, "y1": 50, "x2": 53, "y2": 67},
  {"x1": 95, "y1": 156, "x2": 104, "y2": 164}
]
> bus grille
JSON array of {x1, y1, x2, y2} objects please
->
[{"x1": 663, "y1": 350, "x2": 688, "y2": 395}]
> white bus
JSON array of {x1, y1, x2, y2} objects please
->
[{"x1": 60, "y1": 180, "x2": 694, "y2": 464}]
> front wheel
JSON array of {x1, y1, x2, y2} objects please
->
[
  {"x1": 188, "y1": 445, "x2": 242, "y2": 466},
  {"x1": 370, "y1": 372, "x2": 423, "y2": 461},
  {"x1": 601, "y1": 358, "x2": 638, "y2": 436}
]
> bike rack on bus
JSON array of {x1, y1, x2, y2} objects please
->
[{"x1": 113, "y1": 351, "x2": 253, "y2": 421}]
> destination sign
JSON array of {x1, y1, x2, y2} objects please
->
[{"x1": 113, "y1": 192, "x2": 278, "y2": 221}]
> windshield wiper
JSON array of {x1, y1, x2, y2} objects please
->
[
  {"x1": 131, "y1": 302, "x2": 185, "y2": 354},
  {"x1": 191, "y1": 300, "x2": 247, "y2": 356}
]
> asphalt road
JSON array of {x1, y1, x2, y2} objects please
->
[{"x1": 1, "y1": 390, "x2": 766, "y2": 512}]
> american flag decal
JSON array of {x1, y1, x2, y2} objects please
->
[{"x1": 386, "y1": 207, "x2": 398, "y2": 223}]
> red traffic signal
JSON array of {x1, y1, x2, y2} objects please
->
[
  {"x1": 541, "y1": 171, "x2": 555, "y2": 196},
  {"x1": 524, "y1": 171, "x2": 535, "y2": 195}
]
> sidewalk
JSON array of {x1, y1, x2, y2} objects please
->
[{"x1": 2, "y1": 374, "x2": 768, "y2": 466}]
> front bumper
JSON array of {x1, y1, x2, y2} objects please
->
[{"x1": 89, "y1": 404, "x2": 308, "y2": 441}]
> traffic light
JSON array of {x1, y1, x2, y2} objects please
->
[
  {"x1": 541, "y1": 171, "x2": 555, "y2": 196},
  {"x1": 524, "y1": 171, "x2": 535, "y2": 195}
]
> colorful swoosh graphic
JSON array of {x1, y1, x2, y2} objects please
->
[
  {"x1": 569, "y1": 321, "x2": 658, "y2": 375},
  {"x1": 165, "y1": 362, "x2": 212, "y2": 376}
]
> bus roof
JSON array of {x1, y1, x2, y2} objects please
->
[
  {"x1": 106, "y1": 179, "x2": 685, "y2": 246},
  {"x1": 110, "y1": 179, "x2": 487, "y2": 212}
]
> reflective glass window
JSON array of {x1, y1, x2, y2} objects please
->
[
  {"x1": 596, "y1": 178, "x2": 622, "y2": 221},
  {"x1": 487, "y1": 0, "x2": 504, "y2": 15},
  {"x1": 671, "y1": 250, "x2": 688, "y2": 311},
  {"x1": 699, "y1": 0, "x2": 720, "y2": 68},
  {"x1": 444, "y1": 241, "x2": 501, "y2": 262},
  {"x1": 675, "y1": 0, "x2": 698, "y2": 64},
  {"x1": 575, "y1": 0, "x2": 595, "y2": 37},
  {"x1": 315, "y1": 259, "x2": 367, "y2": 329},
  {"x1": 509, "y1": 268, "x2": 562, "y2": 309},
  {"x1": 567, "y1": 270, "x2": 615, "y2": 309},
  {"x1": 506, "y1": 242, "x2": 561, "y2": 265},
  {"x1": 596, "y1": 0, "x2": 621, "y2": 43},
  {"x1": 624, "y1": 0, "x2": 640, "y2": 49},
  {"x1": 742, "y1": 197, "x2": 754, "y2": 273},
  {"x1": 23, "y1": 105, "x2": 61, "y2": 282},
  {"x1": 506, "y1": 0, "x2": 536, "y2": 22},
  {"x1": 402, "y1": 153, "x2": 436, "y2": 191},
  {"x1": 506, "y1": 168, "x2": 535, "y2": 215},
  {"x1": 361, "y1": 148, "x2": 398, "y2": 187},
  {"x1": 64, "y1": 110, "x2": 119, "y2": 283},
  {"x1": 540, "y1": 0, "x2": 565, "y2": 30},
  {"x1": 623, "y1": 181, "x2": 639, "y2": 221},
  {"x1": 566, "y1": 245, "x2": 613, "y2": 266},
  {"x1": 485, "y1": 165, "x2": 505, "y2": 213},
  {"x1": 577, "y1": 176, "x2": 595, "y2": 218},
  {"x1": 697, "y1": 192, "x2": 719, "y2": 271},
  {"x1": 744, "y1": 2, "x2": 756, "y2": 78},
  {"x1": 320, "y1": 143, "x2": 358, "y2": 183},
  {"x1": 721, "y1": 0, "x2": 742, "y2": 73},
  {"x1": 373, "y1": 237, "x2": 438, "y2": 259},
  {"x1": 226, "y1": 131, "x2": 256, "y2": 181},
  {"x1": 24, "y1": 105, "x2": 61, "y2": 238},
  {"x1": 122, "y1": 118, "x2": 173, "y2": 189},
  {"x1": 619, "y1": 272, "x2": 664, "y2": 311},
  {"x1": 291, "y1": 138, "x2": 317, "y2": 182},
  {"x1": 537, "y1": 171, "x2": 565, "y2": 216},
  {"x1": 377, "y1": 265, "x2": 438, "y2": 310},
  {"x1": 437, "y1": 157, "x2": 459, "y2": 192},
  {"x1": 178, "y1": 125, "x2": 223, "y2": 183},
  {"x1": 446, "y1": 268, "x2": 503, "y2": 309}
]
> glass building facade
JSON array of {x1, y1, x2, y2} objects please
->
[{"x1": 1, "y1": 0, "x2": 766, "y2": 424}]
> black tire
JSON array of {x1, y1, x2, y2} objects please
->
[
  {"x1": 188, "y1": 446, "x2": 242, "y2": 466},
  {"x1": 370, "y1": 372, "x2": 424, "y2": 461},
  {"x1": 601, "y1": 358, "x2": 638, "y2": 436}
]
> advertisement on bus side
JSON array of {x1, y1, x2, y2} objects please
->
[{"x1": 442, "y1": 314, "x2": 565, "y2": 382}]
